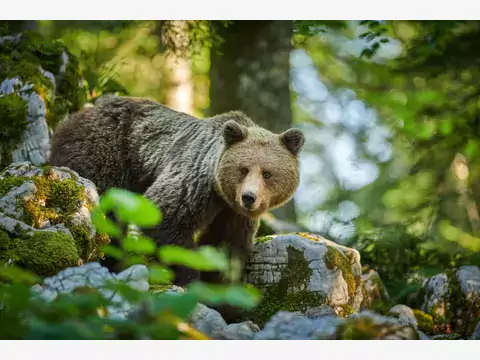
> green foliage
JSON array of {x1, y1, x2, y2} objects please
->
[
  {"x1": 0, "y1": 188, "x2": 261, "y2": 339},
  {"x1": 294, "y1": 20, "x2": 480, "y2": 307}
]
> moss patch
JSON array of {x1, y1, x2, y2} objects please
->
[
  {"x1": 336, "y1": 316, "x2": 419, "y2": 340},
  {"x1": 1, "y1": 166, "x2": 106, "y2": 276},
  {"x1": 253, "y1": 235, "x2": 275, "y2": 243},
  {"x1": 0, "y1": 94, "x2": 29, "y2": 166},
  {"x1": 0, "y1": 30, "x2": 85, "y2": 169},
  {"x1": 12, "y1": 231, "x2": 80, "y2": 277},
  {"x1": 325, "y1": 246, "x2": 359, "y2": 301},
  {"x1": 249, "y1": 245, "x2": 326, "y2": 326},
  {"x1": 0, "y1": 173, "x2": 27, "y2": 197},
  {"x1": 20, "y1": 170, "x2": 85, "y2": 228},
  {"x1": 413, "y1": 309, "x2": 434, "y2": 334}
]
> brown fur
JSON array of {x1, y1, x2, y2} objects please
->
[{"x1": 49, "y1": 95, "x2": 305, "y2": 297}]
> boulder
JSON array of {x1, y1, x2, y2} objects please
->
[
  {"x1": 420, "y1": 265, "x2": 480, "y2": 336},
  {"x1": 244, "y1": 233, "x2": 364, "y2": 324},
  {"x1": 31, "y1": 262, "x2": 149, "y2": 319},
  {"x1": 0, "y1": 31, "x2": 84, "y2": 169},
  {"x1": 361, "y1": 269, "x2": 391, "y2": 311},
  {"x1": 0, "y1": 162, "x2": 108, "y2": 276},
  {"x1": 253, "y1": 310, "x2": 419, "y2": 340}
]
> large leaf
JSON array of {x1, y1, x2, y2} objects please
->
[{"x1": 158, "y1": 245, "x2": 229, "y2": 272}]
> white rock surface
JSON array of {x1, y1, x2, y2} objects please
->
[
  {"x1": 31, "y1": 262, "x2": 150, "y2": 319},
  {"x1": 244, "y1": 233, "x2": 363, "y2": 314}
]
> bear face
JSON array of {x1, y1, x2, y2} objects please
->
[{"x1": 215, "y1": 120, "x2": 305, "y2": 219}]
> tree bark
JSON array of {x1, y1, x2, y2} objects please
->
[
  {"x1": 208, "y1": 20, "x2": 297, "y2": 221},
  {"x1": 159, "y1": 21, "x2": 194, "y2": 115}
]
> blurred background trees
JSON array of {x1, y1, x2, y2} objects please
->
[{"x1": 2, "y1": 19, "x2": 480, "y2": 301}]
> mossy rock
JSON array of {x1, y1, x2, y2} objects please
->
[
  {"x1": 244, "y1": 233, "x2": 364, "y2": 326},
  {"x1": 336, "y1": 311, "x2": 420, "y2": 340},
  {"x1": 0, "y1": 162, "x2": 108, "y2": 277},
  {"x1": 0, "y1": 30, "x2": 85, "y2": 169},
  {"x1": 420, "y1": 267, "x2": 480, "y2": 336}
]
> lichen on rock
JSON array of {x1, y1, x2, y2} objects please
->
[
  {"x1": 0, "y1": 30, "x2": 85, "y2": 169},
  {"x1": 420, "y1": 266, "x2": 480, "y2": 336},
  {"x1": 244, "y1": 232, "x2": 364, "y2": 325},
  {"x1": 0, "y1": 162, "x2": 108, "y2": 276}
]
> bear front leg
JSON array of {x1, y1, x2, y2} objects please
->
[{"x1": 197, "y1": 209, "x2": 258, "y2": 285}]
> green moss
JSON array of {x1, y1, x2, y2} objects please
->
[
  {"x1": 256, "y1": 217, "x2": 275, "y2": 237},
  {"x1": 0, "y1": 174, "x2": 27, "y2": 197},
  {"x1": 325, "y1": 246, "x2": 358, "y2": 300},
  {"x1": 336, "y1": 316, "x2": 419, "y2": 340},
  {"x1": 0, "y1": 229, "x2": 10, "y2": 250},
  {"x1": 254, "y1": 235, "x2": 275, "y2": 243},
  {"x1": 0, "y1": 30, "x2": 85, "y2": 144},
  {"x1": 12, "y1": 231, "x2": 80, "y2": 277},
  {"x1": 0, "y1": 94, "x2": 29, "y2": 167},
  {"x1": 249, "y1": 245, "x2": 326, "y2": 326},
  {"x1": 413, "y1": 309, "x2": 434, "y2": 334},
  {"x1": 20, "y1": 172, "x2": 85, "y2": 228},
  {"x1": 337, "y1": 304, "x2": 355, "y2": 317}
]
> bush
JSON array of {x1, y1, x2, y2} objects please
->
[{"x1": 0, "y1": 188, "x2": 261, "y2": 340}]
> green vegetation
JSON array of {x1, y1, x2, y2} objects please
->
[{"x1": 0, "y1": 188, "x2": 262, "y2": 339}]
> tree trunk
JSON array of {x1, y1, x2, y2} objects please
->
[
  {"x1": 208, "y1": 20, "x2": 297, "y2": 221},
  {"x1": 160, "y1": 21, "x2": 194, "y2": 115}
]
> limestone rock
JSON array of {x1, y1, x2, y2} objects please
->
[
  {"x1": 361, "y1": 269, "x2": 390, "y2": 310},
  {"x1": 420, "y1": 265, "x2": 480, "y2": 335},
  {"x1": 0, "y1": 162, "x2": 107, "y2": 276},
  {"x1": 253, "y1": 310, "x2": 419, "y2": 340},
  {"x1": 388, "y1": 304, "x2": 418, "y2": 328},
  {"x1": 31, "y1": 262, "x2": 149, "y2": 319},
  {"x1": 0, "y1": 32, "x2": 84, "y2": 169},
  {"x1": 244, "y1": 233, "x2": 363, "y2": 323}
]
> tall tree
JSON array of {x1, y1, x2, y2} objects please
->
[
  {"x1": 159, "y1": 20, "x2": 194, "y2": 115},
  {"x1": 208, "y1": 20, "x2": 297, "y2": 221}
]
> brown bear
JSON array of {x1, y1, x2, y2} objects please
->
[{"x1": 49, "y1": 95, "x2": 305, "y2": 289}]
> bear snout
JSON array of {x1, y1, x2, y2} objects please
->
[{"x1": 241, "y1": 191, "x2": 257, "y2": 208}]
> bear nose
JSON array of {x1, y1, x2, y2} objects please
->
[{"x1": 242, "y1": 192, "x2": 257, "y2": 208}]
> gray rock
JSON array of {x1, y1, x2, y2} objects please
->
[
  {"x1": 0, "y1": 163, "x2": 102, "y2": 266},
  {"x1": 244, "y1": 233, "x2": 363, "y2": 316},
  {"x1": 213, "y1": 321, "x2": 260, "y2": 340},
  {"x1": 190, "y1": 304, "x2": 228, "y2": 336},
  {"x1": 361, "y1": 269, "x2": 390, "y2": 309},
  {"x1": 254, "y1": 309, "x2": 419, "y2": 340},
  {"x1": 304, "y1": 305, "x2": 338, "y2": 319},
  {"x1": 471, "y1": 320, "x2": 480, "y2": 340},
  {"x1": 421, "y1": 273, "x2": 450, "y2": 320},
  {"x1": 254, "y1": 311, "x2": 342, "y2": 340},
  {"x1": 457, "y1": 265, "x2": 480, "y2": 302},
  {"x1": 31, "y1": 262, "x2": 150, "y2": 320},
  {"x1": 389, "y1": 304, "x2": 418, "y2": 329}
]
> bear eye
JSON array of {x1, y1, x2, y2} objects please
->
[
  {"x1": 240, "y1": 167, "x2": 249, "y2": 175},
  {"x1": 263, "y1": 171, "x2": 272, "y2": 179}
]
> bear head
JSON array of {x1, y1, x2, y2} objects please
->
[{"x1": 216, "y1": 119, "x2": 305, "y2": 219}]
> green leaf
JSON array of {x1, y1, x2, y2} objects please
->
[
  {"x1": 91, "y1": 209, "x2": 122, "y2": 237},
  {"x1": 101, "y1": 188, "x2": 162, "y2": 227},
  {"x1": 158, "y1": 245, "x2": 229, "y2": 271},
  {"x1": 0, "y1": 264, "x2": 40, "y2": 285},
  {"x1": 123, "y1": 234, "x2": 156, "y2": 255},
  {"x1": 150, "y1": 292, "x2": 199, "y2": 319},
  {"x1": 148, "y1": 265, "x2": 175, "y2": 285},
  {"x1": 100, "y1": 245, "x2": 124, "y2": 260},
  {"x1": 186, "y1": 282, "x2": 262, "y2": 310}
]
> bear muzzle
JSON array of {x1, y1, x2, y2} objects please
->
[{"x1": 241, "y1": 191, "x2": 257, "y2": 208}]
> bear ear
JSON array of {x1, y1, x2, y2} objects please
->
[
  {"x1": 280, "y1": 128, "x2": 305, "y2": 155},
  {"x1": 222, "y1": 120, "x2": 248, "y2": 146}
]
